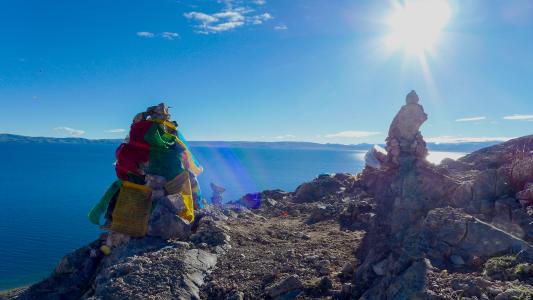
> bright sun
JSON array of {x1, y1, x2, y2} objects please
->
[{"x1": 385, "y1": 0, "x2": 451, "y2": 55}]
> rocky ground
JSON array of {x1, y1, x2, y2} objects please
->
[
  {"x1": 201, "y1": 210, "x2": 364, "y2": 299},
  {"x1": 3, "y1": 161, "x2": 533, "y2": 300},
  {"x1": 4, "y1": 93, "x2": 533, "y2": 299}
]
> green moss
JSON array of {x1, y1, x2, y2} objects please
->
[
  {"x1": 484, "y1": 256, "x2": 515, "y2": 273},
  {"x1": 515, "y1": 263, "x2": 530, "y2": 275},
  {"x1": 483, "y1": 256, "x2": 517, "y2": 279},
  {"x1": 506, "y1": 285, "x2": 533, "y2": 300}
]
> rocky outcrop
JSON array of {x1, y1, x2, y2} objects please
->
[
  {"x1": 424, "y1": 207, "x2": 533, "y2": 269},
  {"x1": 347, "y1": 91, "x2": 533, "y2": 299},
  {"x1": 294, "y1": 173, "x2": 357, "y2": 203},
  {"x1": 440, "y1": 135, "x2": 533, "y2": 242},
  {"x1": 89, "y1": 240, "x2": 217, "y2": 300},
  {"x1": 10, "y1": 209, "x2": 230, "y2": 300}
]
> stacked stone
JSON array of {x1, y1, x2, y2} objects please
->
[
  {"x1": 385, "y1": 90, "x2": 428, "y2": 169},
  {"x1": 210, "y1": 183, "x2": 226, "y2": 206}
]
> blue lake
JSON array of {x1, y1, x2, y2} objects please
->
[{"x1": 0, "y1": 143, "x2": 464, "y2": 289}]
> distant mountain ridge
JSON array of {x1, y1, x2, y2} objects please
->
[{"x1": 0, "y1": 133, "x2": 500, "y2": 152}]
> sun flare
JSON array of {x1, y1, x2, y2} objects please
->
[{"x1": 385, "y1": 0, "x2": 451, "y2": 55}]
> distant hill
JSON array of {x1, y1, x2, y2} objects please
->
[
  {"x1": 0, "y1": 133, "x2": 500, "y2": 152},
  {"x1": 0, "y1": 134, "x2": 122, "y2": 144}
]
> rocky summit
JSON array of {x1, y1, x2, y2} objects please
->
[{"x1": 3, "y1": 91, "x2": 533, "y2": 300}]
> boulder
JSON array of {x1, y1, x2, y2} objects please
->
[
  {"x1": 265, "y1": 275, "x2": 303, "y2": 299},
  {"x1": 190, "y1": 216, "x2": 231, "y2": 247},
  {"x1": 294, "y1": 173, "x2": 356, "y2": 203},
  {"x1": 364, "y1": 145, "x2": 387, "y2": 169},
  {"x1": 148, "y1": 194, "x2": 191, "y2": 240},
  {"x1": 424, "y1": 207, "x2": 533, "y2": 264},
  {"x1": 307, "y1": 203, "x2": 337, "y2": 224}
]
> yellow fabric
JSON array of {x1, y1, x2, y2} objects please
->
[
  {"x1": 165, "y1": 172, "x2": 195, "y2": 223},
  {"x1": 122, "y1": 180, "x2": 151, "y2": 193},
  {"x1": 110, "y1": 181, "x2": 152, "y2": 237}
]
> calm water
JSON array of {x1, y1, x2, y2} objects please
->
[{"x1": 0, "y1": 143, "x2": 465, "y2": 289}]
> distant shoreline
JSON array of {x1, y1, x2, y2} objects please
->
[{"x1": 0, "y1": 133, "x2": 500, "y2": 152}]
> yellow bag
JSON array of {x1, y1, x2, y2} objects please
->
[
  {"x1": 165, "y1": 172, "x2": 195, "y2": 223},
  {"x1": 110, "y1": 181, "x2": 152, "y2": 237}
]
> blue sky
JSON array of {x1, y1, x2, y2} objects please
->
[{"x1": 0, "y1": 0, "x2": 532, "y2": 144}]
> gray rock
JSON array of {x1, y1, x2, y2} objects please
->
[
  {"x1": 495, "y1": 289, "x2": 525, "y2": 300},
  {"x1": 148, "y1": 195, "x2": 191, "y2": 240},
  {"x1": 372, "y1": 259, "x2": 387, "y2": 276},
  {"x1": 226, "y1": 290, "x2": 244, "y2": 300},
  {"x1": 265, "y1": 275, "x2": 303, "y2": 299},
  {"x1": 450, "y1": 254, "x2": 465, "y2": 266},
  {"x1": 307, "y1": 203, "x2": 337, "y2": 224},
  {"x1": 190, "y1": 216, "x2": 231, "y2": 246},
  {"x1": 340, "y1": 262, "x2": 354, "y2": 277},
  {"x1": 424, "y1": 207, "x2": 533, "y2": 261},
  {"x1": 92, "y1": 246, "x2": 217, "y2": 300}
]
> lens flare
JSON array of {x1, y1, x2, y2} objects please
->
[{"x1": 385, "y1": 0, "x2": 451, "y2": 55}]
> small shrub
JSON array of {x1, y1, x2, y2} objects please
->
[
  {"x1": 515, "y1": 263, "x2": 533, "y2": 281},
  {"x1": 483, "y1": 256, "x2": 516, "y2": 280}
]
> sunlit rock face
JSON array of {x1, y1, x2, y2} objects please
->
[
  {"x1": 351, "y1": 92, "x2": 533, "y2": 299},
  {"x1": 385, "y1": 90, "x2": 428, "y2": 168}
]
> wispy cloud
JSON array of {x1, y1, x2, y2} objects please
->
[
  {"x1": 183, "y1": 1, "x2": 273, "y2": 34},
  {"x1": 137, "y1": 31, "x2": 179, "y2": 40},
  {"x1": 161, "y1": 32, "x2": 179, "y2": 40},
  {"x1": 426, "y1": 136, "x2": 512, "y2": 144},
  {"x1": 105, "y1": 129, "x2": 126, "y2": 134},
  {"x1": 503, "y1": 114, "x2": 533, "y2": 121},
  {"x1": 137, "y1": 31, "x2": 155, "y2": 38},
  {"x1": 54, "y1": 127, "x2": 85, "y2": 136},
  {"x1": 273, "y1": 134, "x2": 296, "y2": 140},
  {"x1": 274, "y1": 24, "x2": 288, "y2": 30},
  {"x1": 455, "y1": 116, "x2": 486, "y2": 122},
  {"x1": 326, "y1": 131, "x2": 380, "y2": 138},
  {"x1": 251, "y1": 13, "x2": 273, "y2": 25}
]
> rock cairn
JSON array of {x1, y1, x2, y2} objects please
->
[{"x1": 385, "y1": 90, "x2": 428, "y2": 169}]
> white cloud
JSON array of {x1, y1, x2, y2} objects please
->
[
  {"x1": 136, "y1": 31, "x2": 155, "y2": 38},
  {"x1": 213, "y1": 11, "x2": 245, "y2": 22},
  {"x1": 326, "y1": 131, "x2": 380, "y2": 138},
  {"x1": 161, "y1": 32, "x2": 179, "y2": 40},
  {"x1": 455, "y1": 116, "x2": 486, "y2": 122},
  {"x1": 251, "y1": 13, "x2": 273, "y2": 25},
  {"x1": 105, "y1": 129, "x2": 126, "y2": 134},
  {"x1": 207, "y1": 21, "x2": 245, "y2": 32},
  {"x1": 503, "y1": 114, "x2": 533, "y2": 121},
  {"x1": 184, "y1": 10, "x2": 245, "y2": 33},
  {"x1": 184, "y1": 12, "x2": 218, "y2": 23},
  {"x1": 274, "y1": 24, "x2": 288, "y2": 30},
  {"x1": 426, "y1": 136, "x2": 513, "y2": 144},
  {"x1": 184, "y1": 2, "x2": 273, "y2": 34},
  {"x1": 54, "y1": 127, "x2": 85, "y2": 136},
  {"x1": 273, "y1": 134, "x2": 296, "y2": 140}
]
